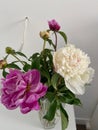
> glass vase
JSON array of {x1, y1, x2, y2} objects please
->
[{"x1": 39, "y1": 98, "x2": 60, "y2": 129}]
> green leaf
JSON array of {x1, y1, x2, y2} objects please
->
[
  {"x1": 60, "y1": 104, "x2": 69, "y2": 130},
  {"x1": 51, "y1": 73, "x2": 60, "y2": 90},
  {"x1": 40, "y1": 68, "x2": 51, "y2": 85},
  {"x1": 73, "y1": 98, "x2": 82, "y2": 106},
  {"x1": 40, "y1": 49, "x2": 53, "y2": 72},
  {"x1": 30, "y1": 53, "x2": 41, "y2": 70},
  {"x1": 47, "y1": 39, "x2": 55, "y2": 49},
  {"x1": 58, "y1": 95, "x2": 67, "y2": 103},
  {"x1": 31, "y1": 57, "x2": 40, "y2": 70},
  {"x1": 29, "y1": 53, "x2": 40, "y2": 61},
  {"x1": 58, "y1": 31, "x2": 67, "y2": 44},
  {"x1": 59, "y1": 92, "x2": 82, "y2": 105},
  {"x1": 41, "y1": 49, "x2": 53, "y2": 62},
  {"x1": 60, "y1": 92, "x2": 75, "y2": 104},
  {"x1": 6, "y1": 63, "x2": 21, "y2": 69},
  {"x1": 2, "y1": 69, "x2": 8, "y2": 77},
  {"x1": 44, "y1": 99, "x2": 57, "y2": 121},
  {"x1": 58, "y1": 94, "x2": 75, "y2": 104},
  {"x1": 23, "y1": 63, "x2": 31, "y2": 72},
  {"x1": 59, "y1": 86, "x2": 68, "y2": 92},
  {"x1": 65, "y1": 90, "x2": 75, "y2": 98},
  {"x1": 15, "y1": 51, "x2": 27, "y2": 58},
  {"x1": 45, "y1": 92, "x2": 55, "y2": 102}
]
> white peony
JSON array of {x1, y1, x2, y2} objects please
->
[{"x1": 53, "y1": 44, "x2": 94, "y2": 95}]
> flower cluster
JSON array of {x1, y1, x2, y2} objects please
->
[{"x1": 0, "y1": 19, "x2": 94, "y2": 130}]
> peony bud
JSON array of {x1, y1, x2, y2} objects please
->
[
  {"x1": 40, "y1": 31, "x2": 50, "y2": 39},
  {"x1": 0, "y1": 60, "x2": 7, "y2": 69},
  {"x1": 48, "y1": 19, "x2": 60, "y2": 31},
  {"x1": 5, "y1": 47, "x2": 15, "y2": 54}
]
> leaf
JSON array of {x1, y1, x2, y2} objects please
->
[
  {"x1": 58, "y1": 31, "x2": 67, "y2": 44},
  {"x1": 64, "y1": 97, "x2": 74, "y2": 104},
  {"x1": 65, "y1": 90, "x2": 75, "y2": 98},
  {"x1": 41, "y1": 49, "x2": 53, "y2": 62},
  {"x1": 16, "y1": 51, "x2": 27, "y2": 58},
  {"x1": 73, "y1": 98, "x2": 82, "y2": 106},
  {"x1": 40, "y1": 68, "x2": 51, "y2": 85},
  {"x1": 45, "y1": 92, "x2": 55, "y2": 102},
  {"x1": 31, "y1": 57, "x2": 40, "y2": 70},
  {"x1": 6, "y1": 63, "x2": 21, "y2": 69},
  {"x1": 59, "y1": 92, "x2": 82, "y2": 105},
  {"x1": 29, "y1": 53, "x2": 40, "y2": 61},
  {"x1": 58, "y1": 94, "x2": 75, "y2": 104},
  {"x1": 29, "y1": 53, "x2": 41, "y2": 70},
  {"x1": 58, "y1": 95, "x2": 67, "y2": 103},
  {"x1": 44, "y1": 99, "x2": 57, "y2": 121},
  {"x1": 47, "y1": 39, "x2": 55, "y2": 49},
  {"x1": 59, "y1": 86, "x2": 68, "y2": 92},
  {"x1": 40, "y1": 49, "x2": 53, "y2": 72},
  {"x1": 60, "y1": 104, "x2": 69, "y2": 130},
  {"x1": 2, "y1": 69, "x2": 8, "y2": 77},
  {"x1": 23, "y1": 63, "x2": 31, "y2": 72},
  {"x1": 51, "y1": 73, "x2": 60, "y2": 90}
]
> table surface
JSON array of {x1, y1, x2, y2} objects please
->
[{"x1": 0, "y1": 104, "x2": 76, "y2": 130}]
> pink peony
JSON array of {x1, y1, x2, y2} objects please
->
[
  {"x1": 1, "y1": 69, "x2": 47, "y2": 114},
  {"x1": 48, "y1": 19, "x2": 60, "y2": 31}
]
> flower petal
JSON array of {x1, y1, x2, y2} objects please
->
[
  {"x1": 65, "y1": 76, "x2": 85, "y2": 95},
  {"x1": 48, "y1": 19, "x2": 60, "y2": 31},
  {"x1": 80, "y1": 67, "x2": 94, "y2": 84},
  {"x1": 23, "y1": 69, "x2": 40, "y2": 87}
]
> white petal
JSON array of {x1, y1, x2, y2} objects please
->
[
  {"x1": 80, "y1": 67, "x2": 95, "y2": 84},
  {"x1": 65, "y1": 76, "x2": 85, "y2": 95},
  {"x1": 87, "y1": 67, "x2": 95, "y2": 83}
]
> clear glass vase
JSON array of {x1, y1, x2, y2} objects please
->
[{"x1": 39, "y1": 98, "x2": 60, "y2": 129}]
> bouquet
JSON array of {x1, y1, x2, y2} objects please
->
[{"x1": 0, "y1": 19, "x2": 94, "y2": 130}]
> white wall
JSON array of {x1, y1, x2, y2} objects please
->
[
  {"x1": 91, "y1": 104, "x2": 98, "y2": 130},
  {"x1": 0, "y1": 0, "x2": 98, "y2": 122}
]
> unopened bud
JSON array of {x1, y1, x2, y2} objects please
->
[
  {"x1": 40, "y1": 31, "x2": 50, "y2": 39},
  {"x1": 5, "y1": 47, "x2": 15, "y2": 54},
  {"x1": 0, "y1": 60, "x2": 7, "y2": 69}
]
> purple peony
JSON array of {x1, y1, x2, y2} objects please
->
[
  {"x1": 1, "y1": 69, "x2": 47, "y2": 114},
  {"x1": 48, "y1": 19, "x2": 60, "y2": 31}
]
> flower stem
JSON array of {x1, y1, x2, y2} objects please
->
[
  {"x1": 43, "y1": 40, "x2": 46, "y2": 50},
  {"x1": 54, "y1": 32, "x2": 57, "y2": 51},
  {"x1": 4, "y1": 54, "x2": 9, "y2": 60},
  {"x1": 11, "y1": 54, "x2": 25, "y2": 66}
]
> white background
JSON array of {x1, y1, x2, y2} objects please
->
[{"x1": 0, "y1": 0, "x2": 98, "y2": 124}]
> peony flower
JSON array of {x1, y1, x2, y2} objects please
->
[
  {"x1": 48, "y1": 19, "x2": 60, "y2": 31},
  {"x1": 53, "y1": 44, "x2": 94, "y2": 95},
  {"x1": 1, "y1": 69, "x2": 47, "y2": 113},
  {"x1": 1, "y1": 69, "x2": 24, "y2": 109},
  {"x1": 20, "y1": 69, "x2": 47, "y2": 114}
]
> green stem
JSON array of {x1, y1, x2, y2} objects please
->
[
  {"x1": 54, "y1": 32, "x2": 57, "y2": 51},
  {"x1": 4, "y1": 54, "x2": 9, "y2": 60},
  {"x1": 43, "y1": 40, "x2": 46, "y2": 50},
  {"x1": 11, "y1": 54, "x2": 25, "y2": 66}
]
